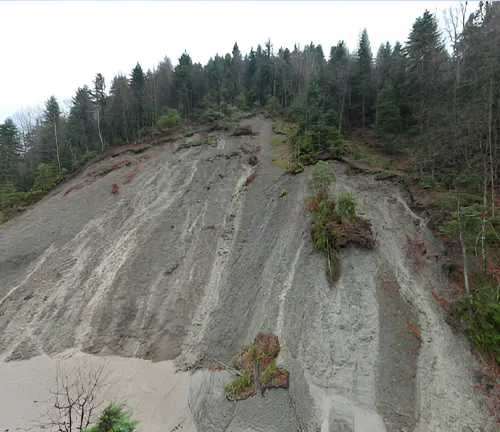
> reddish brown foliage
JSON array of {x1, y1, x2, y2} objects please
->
[
  {"x1": 111, "y1": 184, "x2": 120, "y2": 195},
  {"x1": 111, "y1": 158, "x2": 129, "y2": 170},
  {"x1": 139, "y1": 153, "x2": 152, "y2": 161},
  {"x1": 305, "y1": 195, "x2": 322, "y2": 213},
  {"x1": 432, "y1": 290, "x2": 452, "y2": 314},
  {"x1": 383, "y1": 279, "x2": 399, "y2": 293},
  {"x1": 471, "y1": 350, "x2": 500, "y2": 423},
  {"x1": 405, "y1": 232, "x2": 427, "y2": 256},
  {"x1": 245, "y1": 171, "x2": 256, "y2": 185},
  {"x1": 65, "y1": 158, "x2": 132, "y2": 197},
  {"x1": 123, "y1": 168, "x2": 140, "y2": 185},
  {"x1": 406, "y1": 320, "x2": 422, "y2": 341},
  {"x1": 327, "y1": 216, "x2": 375, "y2": 250},
  {"x1": 408, "y1": 346, "x2": 420, "y2": 355},
  {"x1": 488, "y1": 263, "x2": 500, "y2": 284},
  {"x1": 209, "y1": 365, "x2": 223, "y2": 372}
]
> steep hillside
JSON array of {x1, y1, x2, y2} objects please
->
[{"x1": 0, "y1": 117, "x2": 494, "y2": 431}]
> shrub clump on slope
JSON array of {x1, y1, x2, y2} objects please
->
[
  {"x1": 305, "y1": 161, "x2": 375, "y2": 284},
  {"x1": 225, "y1": 333, "x2": 289, "y2": 401}
]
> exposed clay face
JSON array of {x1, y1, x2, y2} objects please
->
[{"x1": 0, "y1": 117, "x2": 494, "y2": 431}]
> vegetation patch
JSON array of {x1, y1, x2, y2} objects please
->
[
  {"x1": 64, "y1": 158, "x2": 133, "y2": 196},
  {"x1": 231, "y1": 125, "x2": 256, "y2": 137},
  {"x1": 305, "y1": 161, "x2": 375, "y2": 284},
  {"x1": 123, "y1": 167, "x2": 140, "y2": 185},
  {"x1": 225, "y1": 333, "x2": 289, "y2": 401}
]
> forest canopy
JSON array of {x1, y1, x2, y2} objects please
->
[{"x1": 0, "y1": 2, "x2": 499, "y2": 213}]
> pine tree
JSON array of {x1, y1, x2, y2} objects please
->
[
  {"x1": 0, "y1": 118, "x2": 22, "y2": 185},
  {"x1": 130, "y1": 62, "x2": 146, "y2": 138},
  {"x1": 173, "y1": 52, "x2": 194, "y2": 119},
  {"x1": 353, "y1": 29, "x2": 374, "y2": 132},
  {"x1": 67, "y1": 86, "x2": 95, "y2": 155},
  {"x1": 40, "y1": 96, "x2": 63, "y2": 173},
  {"x1": 375, "y1": 79, "x2": 401, "y2": 153},
  {"x1": 92, "y1": 73, "x2": 107, "y2": 148}
]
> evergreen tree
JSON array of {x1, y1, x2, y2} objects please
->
[
  {"x1": 0, "y1": 118, "x2": 22, "y2": 185},
  {"x1": 173, "y1": 52, "x2": 194, "y2": 119},
  {"x1": 375, "y1": 79, "x2": 401, "y2": 153},
  {"x1": 40, "y1": 96, "x2": 63, "y2": 173},
  {"x1": 352, "y1": 29, "x2": 374, "y2": 132},
  {"x1": 67, "y1": 86, "x2": 95, "y2": 154},
  {"x1": 130, "y1": 62, "x2": 146, "y2": 138}
]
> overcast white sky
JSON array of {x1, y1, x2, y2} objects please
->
[{"x1": 0, "y1": 1, "x2": 476, "y2": 123}]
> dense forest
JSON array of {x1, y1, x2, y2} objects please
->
[
  {"x1": 1, "y1": 2, "x2": 500, "y2": 362},
  {"x1": 1, "y1": 2, "x2": 499, "y2": 197}
]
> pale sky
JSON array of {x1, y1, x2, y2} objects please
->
[{"x1": 0, "y1": 1, "x2": 475, "y2": 123}]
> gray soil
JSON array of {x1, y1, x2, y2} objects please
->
[{"x1": 0, "y1": 117, "x2": 495, "y2": 431}]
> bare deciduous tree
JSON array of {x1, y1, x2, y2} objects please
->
[{"x1": 37, "y1": 358, "x2": 110, "y2": 432}]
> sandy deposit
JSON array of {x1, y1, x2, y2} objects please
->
[
  {"x1": 0, "y1": 117, "x2": 495, "y2": 431},
  {"x1": 0, "y1": 351, "x2": 194, "y2": 431}
]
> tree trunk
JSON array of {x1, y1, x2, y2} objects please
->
[
  {"x1": 489, "y1": 76, "x2": 495, "y2": 217},
  {"x1": 482, "y1": 162, "x2": 488, "y2": 280},
  {"x1": 457, "y1": 194, "x2": 470, "y2": 296},
  {"x1": 361, "y1": 90, "x2": 365, "y2": 134},
  {"x1": 53, "y1": 116, "x2": 62, "y2": 174},
  {"x1": 96, "y1": 107, "x2": 104, "y2": 149}
]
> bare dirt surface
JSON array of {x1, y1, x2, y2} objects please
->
[
  {"x1": 0, "y1": 116, "x2": 495, "y2": 431},
  {"x1": 0, "y1": 351, "x2": 195, "y2": 431}
]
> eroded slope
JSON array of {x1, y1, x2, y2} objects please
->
[{"x1": 0, "y1": 117, "x2": 493, "y2": 431}]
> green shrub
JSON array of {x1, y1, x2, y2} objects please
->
[
  {"x1": 85, "y1": 403, "x2": 139, "y2": 432},
  {"x1": 34, "y1": 163, "x2": 56, "y2": 192},
  {"x1": 262, "y1": 359, "x2": 277, "y2": 383},
  {"x1": 458, "y1": 284, "x2": 500, "y2": 361},
  {"x1": 311, "y1": 199, "x2": 336, "y2": 252},
  {"x1": 0, "y1": 183, "x2": 19, "y2": 212},
  {"x1": 226, "y1": 370, "x2": 252, "y2": 393},
  {"x1": 271, "y1": 135, "x2": 287, "y2": 146},
  {"x1": 280, "y1": 189, "x2": 287, "y2": 197},
  {"x1": 336, "y1": 192, "x2": 356, "y2": 219},
  {"x1": 154, "y1": 108, "x2": 181, "y2": 133},
  {"x1": 235, "y1": 93, "x2": 248, "y2": 111},
  {"x1": 206, "y1": 136, "x2": 217, "y2": 146},
  {"x1": 308, "y1": 161, "x2": 333, "y2": 199}
]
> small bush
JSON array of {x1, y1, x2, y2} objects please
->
[
  {"x1": 308, "y1": 161, "x2": 333, "y2": 199},
  {"x1": 34, "y1": 163, "x2": 57, "y2": 192},
  {"x1": 458, "y1": 285, "x2": 500, "y2": 361},
  {"x1": 235, "y1": 93, "x2": 248, "y2": 111},
  {"x1": 226, "y1": 370, "x2": 252, "y2": 393},
  {"x1": 271, "y1": 135, "x2": 287, "y2": 146},
  {"x1": 336, "y1": 192, "x2": 356, "y2": 219},
  {"x1": 85, "y1": 403, "x2": 139, "y2": 432},
  {"x1": 280, "y1": 189, "x2": 287, "y2": 198},
  {"x1": 153, "y1": 108, "x2": 181, "y2": 134}
]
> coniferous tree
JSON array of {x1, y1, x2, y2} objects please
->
[
  {"x1": 173, "y1": 52, "x2": 194, "y2": 119},
  {"x1": 130, "y1": 62, "x2": 146, "y2": 138},
  {"x1": 0, "y1": 118, "x2": 22, "y2": 185}
]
